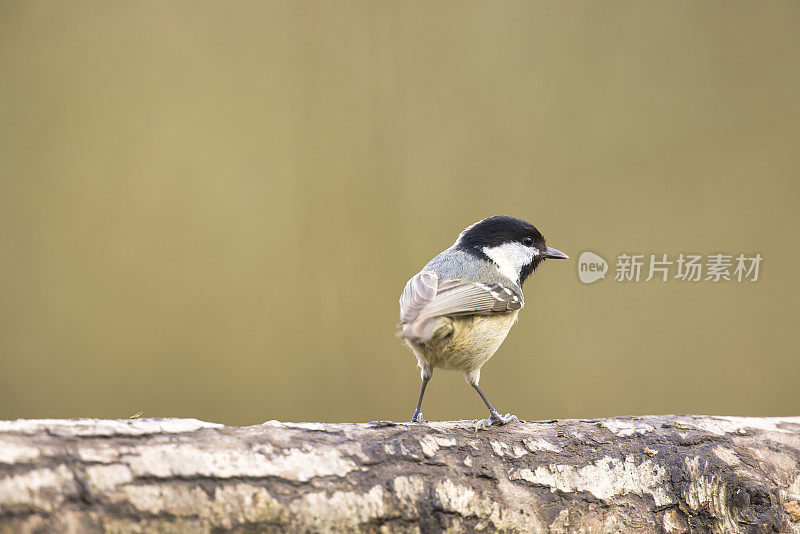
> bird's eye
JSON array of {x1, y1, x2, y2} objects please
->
[{"x1": 522, "y1": 236, "x2": 533, "y2": 246}]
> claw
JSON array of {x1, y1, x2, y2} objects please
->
[
  {"x1": 475, "y1": 413, "x2": 518, "y2": 431},
  {"x1": 475, "y1": 418, "x2": 493, "y2": 430},
  {"x1": 496, "y1": 413, "x2": 518, "y2": 425},
  {"x1": 411, "y1": 411, "x2": 423, "y2": 423}
]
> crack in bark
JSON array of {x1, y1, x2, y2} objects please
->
[{"x1": 1, "y1": 416, "x2": 799, "y2": 533}]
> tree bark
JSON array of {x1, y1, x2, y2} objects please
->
[{"x1": 1, "y1": 416, "x2": 800, "y2": 533}]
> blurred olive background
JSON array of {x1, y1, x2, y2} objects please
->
[{"x1": 1, "y1": 2, "x2": 798, "y2": 425}]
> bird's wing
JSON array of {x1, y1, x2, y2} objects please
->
[
  {"x1": 399, "y1": 271, "x2": 439, "y2": 324},
  {"x1": 398, "y1": 271, "x2": 523, "y2": 342}
]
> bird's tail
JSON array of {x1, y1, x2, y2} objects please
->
[{"x1": 396, "y1": 316, "x2": 450, "y2": 344}]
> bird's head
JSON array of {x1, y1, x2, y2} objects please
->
[{"x1": 454, "y1": 215, "x2": 568, "y2": 285}]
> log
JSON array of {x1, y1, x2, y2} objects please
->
[{"x1": 1, "y1": 416, "x2": 800, "y2": 533}]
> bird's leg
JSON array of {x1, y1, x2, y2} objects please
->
[
  {"x1": 472, "y1": 382, "x2": 517, "y2": 430},
  {"x1": 411, "y1": 366, "x2": 432, "y2": 423}
]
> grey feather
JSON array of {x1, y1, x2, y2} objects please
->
[{"x1": 399, "y1": 271, "x2": 438, "y2": 324}]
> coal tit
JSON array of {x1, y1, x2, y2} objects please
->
[{"x1": 398, "y1": 215, "x2": 568, "y2": 429}]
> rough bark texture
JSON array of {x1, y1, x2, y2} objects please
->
[{"x1": 1, "y1": 416, "x2": 800, "y2": 533}]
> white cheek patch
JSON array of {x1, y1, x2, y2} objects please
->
[{"x1": 481, "y1": 242, "x2": 537, "y2": 283}]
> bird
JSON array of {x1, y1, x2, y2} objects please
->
[{"x1": 397, "y1": 215, "x2": 568, "y2": 429}]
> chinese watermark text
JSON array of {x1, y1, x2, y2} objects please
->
[{"x1": 578, "y1": 251, "x2": 762, "y2": 284}]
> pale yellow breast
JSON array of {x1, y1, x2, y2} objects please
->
[{"x1": 407, "y1": 311, "x2": 519, "y2": 374}]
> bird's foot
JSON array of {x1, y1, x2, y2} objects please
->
[
  {"x1": 475, "y1": 412, "x2": 518, "y2": 431},
  {"x1": 411, "y1": 410, "x2": 423, "y2": 423}
]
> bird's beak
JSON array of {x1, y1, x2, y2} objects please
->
[{"x1": 544, "y1": 246, "x2": 569, "y2": 259}]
